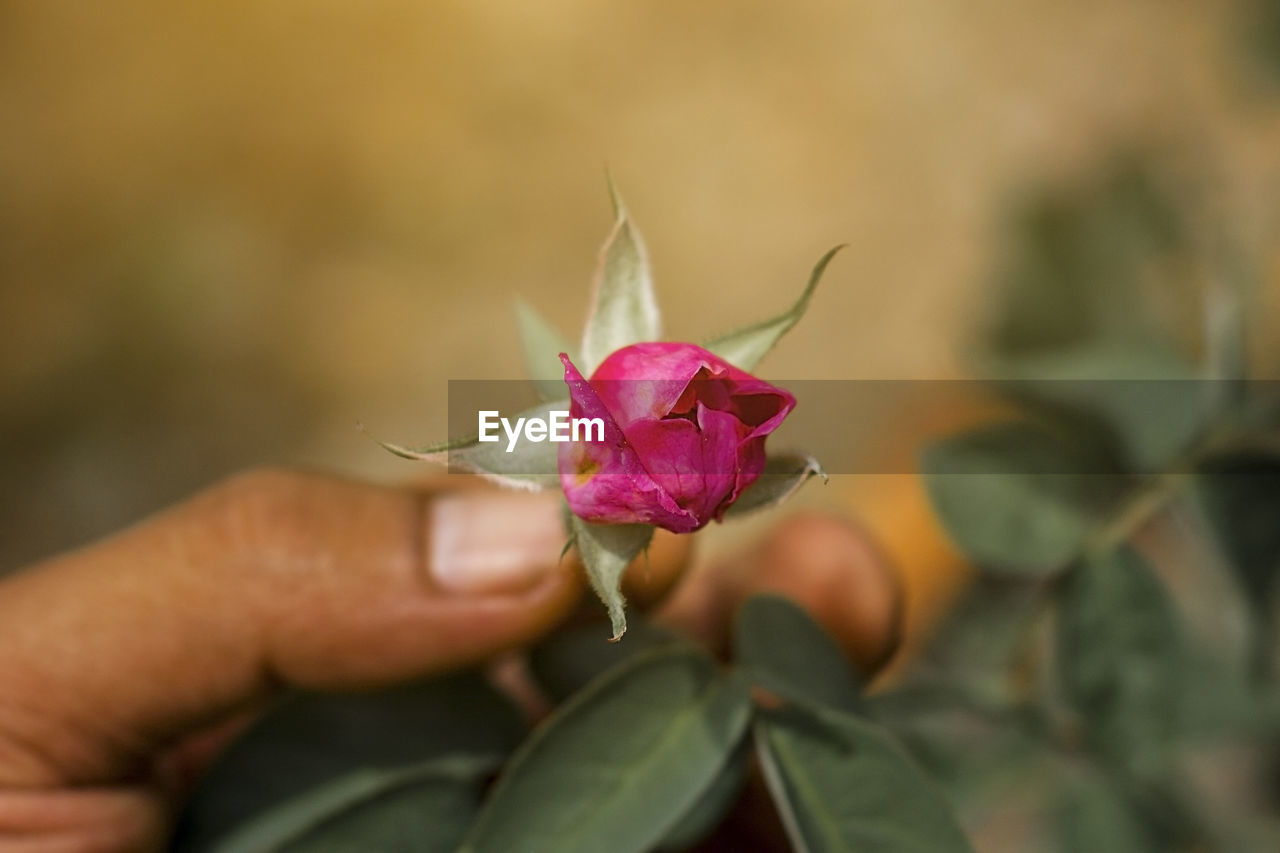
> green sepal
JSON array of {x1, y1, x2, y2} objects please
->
[
  {"x1": 371, "y1": 399, "x2": 569, "y2": 491},
  {"x1": 704, "y1": 245, "x2": 843, "y2": 371},
  {"x1": 724, "y1": 453, "x2": 826, "y2": 518},
  {"x1": 579, "y1": 182, "x2": 660, "y2": 375},
  {"x1": 515, "y1": 299, "x2": 575, "y2": 401},
  {"x1": 568, "y1": 515, "x2": 654, "y2": 641}
]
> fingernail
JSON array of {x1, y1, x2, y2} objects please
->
[{"x1": 428, "y1": 491, "x2": 566, "y2": 595}]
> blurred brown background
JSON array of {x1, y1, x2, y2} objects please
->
[{"x1": 2, "y1": 0, "x2": 1278, "y2": 573}]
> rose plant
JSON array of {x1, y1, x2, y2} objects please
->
[
  {"x1": 175, "y1": 163, "x2": 1278, "y2": 853},
  {"x1": 178, "y1": 188, "x2": 984, "y2": 853},
  {"x1": 380, "y1": 185, "x2": 833, "y2": 639}
]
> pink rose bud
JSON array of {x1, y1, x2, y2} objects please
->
[{"x1": 558, "y1": 342, "x2": 796, "y2": 533}]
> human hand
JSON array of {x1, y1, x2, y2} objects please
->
[
  {"x1": 0, "y1": 470, "x2": 608, "y2": 850},
  {"x1": 0, "y1": 469, "x2": 899, "y2": 851}
]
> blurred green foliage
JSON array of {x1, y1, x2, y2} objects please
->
[
  {"x1": 184, "y1": 601, "x2": 975, "y2": 852},
  {"x1": 1244, "y1": 0, "x2": 1280, "y2": 89},
  {"x1": 914, "y1": 154, "x2": 1280, "y2": 850},
  {"x1": 176, "y1": 672, "x2": 524, "y2": 851}
]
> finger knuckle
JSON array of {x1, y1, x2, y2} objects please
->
[{"x1": 208, "y1": 467, "x2": 313, "y2": 553}]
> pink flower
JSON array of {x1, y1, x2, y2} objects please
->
[{"x1": 558, "y1": 342, "x2": 796, "y2": 533}]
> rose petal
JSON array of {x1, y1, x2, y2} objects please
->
[
  {"x1": 558, "y1": 343, "x2": 797, "y2": 532},
  {"x1": 723, "y1": 382, "x2": 796, "y2": 435},
  {"x1": 623, "y1": 409, "x2": 734, "y2": 525},
  {"x1": 590, "y1": 342, "x2": 736, "y2": 425},
  {"x1": 557, "y1": 353, "x2": 699, "y2": 532}
]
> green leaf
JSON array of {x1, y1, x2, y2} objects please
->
[
  {"x1": 974, "y1": 160, "x2": 1208, "y2": 470},
  {"x1": 657, "y1": 739, "x2": 751, "y2": 851},
  {"x1": 212, "y1": 755, "x2": 497, "y2": 853},
  {"x1": 756, "y1": 706, "x2": 973, "y2": 853},
  {"x1": 579, "y1": 184, "x2": 660, "y2": 375},
  {"x1": 980, "y1": 161, "x2": 1185, "y2": 361},
  {"x1": 1056, "y1": 545, "x2": 1184, "y2": 779},
  {"x1": 515, "y1": 299, "x2": 575, "y2": 402},
  {"x1": 529, "y1": 620, "x2": 686, "y2": 703},
  {"x1": 910, "y1": 575, "x2": 1043, "y2": 688},
  {"x1": 978, "y1": 342, "x2": 1206, "y2": 474},
  {"x1": 374, "y1": 398, "x2": 568, "y2": 491},
  {"x1": 1052, "y1": 774, "x2": 1161, "y2": 853},
  {"x1": 859, "y1": 685, "x2": 1052, "y2": 815},
  {"x1": 1193, "y1": 450, "x2": 1280, "y2": 618},
  {"x1": 1192, "y1": 449, "x2": 1280, "y2": 679},
  {"x1": 569, "y1": 516, "x2": 654, "y2": 641},
  {"x1": 723, "y1": 453, "x2": 826, "y2": 518},
  {"x1": 459, "y1": 648, "x2": 754, "y2": 853},
  {"x1": 705, "y1": 245, "x2": 843, "y2": 372},
  {"x1": 734, "y1": 594, "x2": 861, "y2": 713},
  {"x1": 175, "y1": 672, "x2": 524, "y2": 851},
  {"x1": 921, "y1": 421, "x2": 1119, "y2": 571},
  {"x1": 1243, "y1": 0, "x2": 1280, "y2": 90}
]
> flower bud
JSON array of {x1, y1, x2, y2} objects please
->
[{"x1": 558, "y1": 342, "x2": 795, "y2": 533}]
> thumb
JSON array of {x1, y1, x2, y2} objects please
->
[{"x1": 0, "y1": 470, "x2": 587, "y2": 788}]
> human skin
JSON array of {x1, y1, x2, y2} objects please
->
[{"x1": 0, "y1": 469, "x2": 899, "y2": 851}]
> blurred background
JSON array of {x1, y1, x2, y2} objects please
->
[
  {"x1": 6, "y1": 2, "x2": 1280, "y2": 850},
  {"x1": 3, "y1": 1, "x2": 1279, "y2": 621}
]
